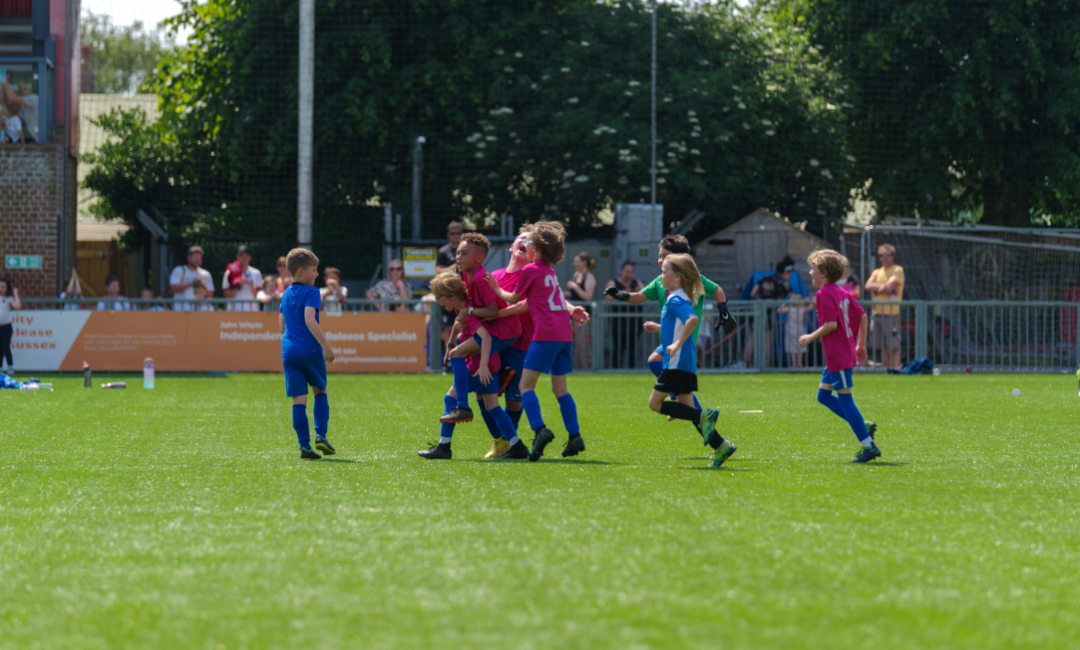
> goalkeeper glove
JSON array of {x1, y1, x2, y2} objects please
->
[
  {"x1": 714, "y1": 302, "x2": 737, "y2": 335},
  {"x1": 604, "y1": 286, "x2": 630, "y2": 302}
]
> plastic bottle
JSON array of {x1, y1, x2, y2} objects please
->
[
  {"x1": 101, "y1": 382, "x2": 127, "y2": 389},
  {"x1": 143, "y1": 357, "x2": 155, "y2": 389},
  {"x1": 83, "y1": 362, "x2": 92, "y2": 388}
]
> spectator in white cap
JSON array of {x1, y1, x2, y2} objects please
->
[{"x1": 223, "y1": 245, "x2": 263, "y2": 312}]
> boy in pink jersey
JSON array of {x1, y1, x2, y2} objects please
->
[
  {"x1": 487, "y1": 221, "x2": 586, "y2": 461},
  {"x1": 420, "y1": 272, "x2": 527, "y2": 460},
  {"x1": 441, "y1": 232, "x2": 522, "y2": 425},
  {"x1": 799, "y1": 249, "x2": 881, "y2": 463}
]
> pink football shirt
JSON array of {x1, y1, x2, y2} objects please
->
[
  {"x1": 515, "y1": 260, "x2": 572, "y2": 342},
  {"x1": 491, "y1": 266, "x2": 535, "y2": 352},
  {"x1": 466, "y1": 349, "x2": 501, "y2": 377},
  {"x1": 815, "y1": 282, "x2": 860, "y2": 372},
  {"x1": 462, "y1": 266, "x2": 521, "y2": 342}
]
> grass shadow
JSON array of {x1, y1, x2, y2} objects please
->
[
  {"x1": 315, "y1": 458, "x2": 362, "y2": 464},
  {"x1": 849, "y1": 461, "x2": 907, "y2": 467},
  {"x1": 459, "y1": 458, "x2": 619, "y2": 466},
  {"x1": 678, "y1": 466, "x2": 753, "y2": 472}
]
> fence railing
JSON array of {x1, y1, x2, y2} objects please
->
[{"x1": 16, "y1": 298, "x2": 1080, "y2": 374}]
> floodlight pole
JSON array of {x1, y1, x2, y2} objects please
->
[
  {"x1": 650, "y1": 0, "x2": 658, "y2": 225},
  {"x1": 297, "y1": 0, "x2": 315, "y2": 249},
  {"x1": 412, "y1": 136, "x2": 426, "y2": 241}
]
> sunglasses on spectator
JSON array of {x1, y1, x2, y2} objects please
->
[
  {"x1": 879, "y1": 252, "x2": 894, "y2": 257},
  {"x1": 448, "y1": 230, "x2": 463, "y2": 236},
  {"x1": 390, "y1": 266, "x2": 404, "y2": 271}
]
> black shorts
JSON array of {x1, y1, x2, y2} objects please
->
[{"x1": 654, "y1": 369, "x2": 698, "y2": 395}]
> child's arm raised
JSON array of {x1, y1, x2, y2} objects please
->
[
  {"x1": 304, "y1": 306, "x2": 335, "y2": 362},
  {"x1": 475, "y1": 325, "x2": 493, "y2": 386},
  {"x1": 485, "y1": 274, "x2": 521, "y2": 304},
  {"x1": 665, "y1": 315, "x2": 698, "y2": 356}
]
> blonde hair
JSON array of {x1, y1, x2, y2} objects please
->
[
  {"x1": 877, "y1": 243, "x2": 896, "y2": 256},
  {"x1": 528, "y1": 221, "x2": 566, "y2": 264},
  {"x1": 808, "y1": 249, "x2": 845, "y2": 283},
  {"x1": 286, "y1": 248, "x2": 320, "y2": 276},
  {"x1": 575, "y1": 252, "x2": 596, "y2": 270},
  {"x1": 430, "y1": 270, "x2": 467, "y2": 300},
  {"x1": 664, "y1": 254, "x2": 704, "y2": 305}
]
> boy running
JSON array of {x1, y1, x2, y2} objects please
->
[
  {"x1": 441, "y1": 233, "x2": 521, "y2": 424},
  {"x1": 647, "y1": 254, "x2": 737, "y2": 467},
  {"x1": 278, "y1": 248, "x2": 337, "y2": 460},
  {"x1": 487, "y1": 221, "x2": 585, "y2": 461},
  {"x1": 799, "y1": 249, "x2": 881, "y2": 463},
  {"x1": 421, "y1": 272, "x2": 528, "y2": 460}
]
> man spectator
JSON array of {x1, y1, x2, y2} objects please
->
[
  {"x1": 743, "y1": 256, "x2": 796, "y2": 368},
  {"x1": 170, "y1": 245, "x2": 216, "y2": 311},
  {"x1": 435, "y1": 221, "x2": 464, "y2": 273},
  {"x1": 222, "y1": 245, "x2": 264, "y2": 312},
  {"x1": 1, "y1": 75, "x2": 39, "y2": 143},
  {"x1": 96, "y1": 276, "x2": 130, "y2": 311},
  {"x1": 864, "y1": 243, "x2": 905, "y2": 370}
]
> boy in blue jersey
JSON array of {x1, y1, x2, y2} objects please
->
[
  {"x1": 279, "y1": 248, "x2": 337, "y2": 460},
  {"x1": 646, "y1": 254, "x2": 737, "y2": 467}
]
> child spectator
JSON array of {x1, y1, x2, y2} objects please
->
[
  {"x1": 3, "y1": 112, "x2": 23, "y2": 143},
  {"x1": 780, "y1": 295, "x2": 812, "y2": 369},
  {"x1": 320, "y1": 267, "x2": 348, "y2": 313},
  {"x1": 0, "y1": 277, "x2": 22, "y2": 374},
  {"x1": 96, "y1": 276, "x2": 130, "y2": 311},
  {"x1": 274, "y1": 257, "x2": 292, "y2": 295},
  {"x1": 140, "y1": 288, "x2": 166, "y2": 311},
  {"x1": 258, "y1": 276, "x2": 278, "y2": 309},
  {"x1": 191, "y1": 278, "x2": 215, "y2": 311},
  {"x1": 799, "y1": 249, "x2": 880, "y2": 463},
  {"x1": 59, "y1": 268, "x2": 84, "y2": 310},
  {"x1": 279, "y1": 248, "x2": 337, "y2": 460},
  {"x1": 645, "y1": 254, "x2": 736, "y2": 467}
]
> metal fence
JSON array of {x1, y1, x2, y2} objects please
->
[{"x1": 17, "y1": 298, "x2": 1080, "y2": 374}]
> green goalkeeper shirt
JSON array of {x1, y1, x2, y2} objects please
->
[{"x1": 640, "y1": 274, "x2": 719, "y2": 344}]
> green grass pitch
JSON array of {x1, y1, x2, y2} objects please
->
[{"x1": 2, "y1": 372, "x2": 1079, "y2": 649}]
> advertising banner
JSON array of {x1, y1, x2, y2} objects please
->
[{"x1": 11, "y1": 311, "x2": 427, "y2": 373}]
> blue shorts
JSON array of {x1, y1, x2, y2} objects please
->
[
  {"x1": 284, "y1": 355, "x2": 327, "y2": 397},
  {"x1": 472, "y1": 334, "x2": 517, "y2": 354},
  {"x1": 469, "y1": 374, "x2": 499, "y2": 395},
  {"x1": 524, "y1": 341, "x2": 574, "y2": 376},
  {"x1": 500, "y1": 346, "x2": 527, "y2": 402},
  {"x1": 821, "y1": 367, "x2": 854, "y2": 390}
]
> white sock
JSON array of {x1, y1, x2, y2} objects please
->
[
  {"x1": 859, "y1": 437, "x2": 873, "y2": 448},
  {"x1": 439, "y1": 436, "x2": 452, "y2": 445}
]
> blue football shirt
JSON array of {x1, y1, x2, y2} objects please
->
[
  {"x1": 280, "y1": 283, "x2": 323, "y2": 358},
  {"x1": 660, "y1": 288, "x2": 698, "y2": 372}
]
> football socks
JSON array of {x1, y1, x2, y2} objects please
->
[
  {"x1": 479, "y1": 402, "x2": 502, "y2": 439},
  {"x1": 489, "y1": 404, "x2": 521, "y2": 445},
  {"x1": 292, "y1": 404, "x2": 310, "y2": 450},
  {"x1": 659, "y1": 401, "x2": 701, "y2": 424},
  {"x1": 837, "y1": 392, "x2": 872, "y2": 446},
  {"x1": 647, "y1": 359, "x2": 664, "y2": 379},
  {"x1": 521, "y1": 390, "x2": 545, "y2": 431},
  {"x1": 817, "y1": 388, "x2": 846, "y2": 419},
  {"x1": 450, "y1": 357, "x2": 471, "y2": 409},
  {"x1": 313, "y1": 392, "x2": 329, "y2": 436},
  {"x1": 508, "y1": 406, "x2": 524, "y2": 430},
  {"x1": 557, "y1": 393, "x2": 580, "y2": 436}
]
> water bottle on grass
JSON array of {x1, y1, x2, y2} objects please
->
[{"x1": 144, "y1": 358, "x2": 155, "y2": 389}]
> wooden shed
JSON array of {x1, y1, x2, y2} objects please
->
[{"x1": 692, "y1": 209, "x2": 830, "y2": 298}]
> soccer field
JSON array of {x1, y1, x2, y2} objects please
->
[{"x1": 2, "y1": 372, "x2": 1078, "y2": 649}]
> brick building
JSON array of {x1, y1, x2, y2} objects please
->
[{"x1": 0, "y1": 0, "x2": 80, "y2": 297}]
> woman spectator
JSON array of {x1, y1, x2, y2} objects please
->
[
  {"x1": 366, "y1": 260, "x2": 411, "y2": 312},
  {"x1": 605, "y1": 261, "x2": 645, "y2": 369},
  {"x1": 0, "y1": 277, "x2": 22, "y2": 374},
  {"x1": 838, "y1": 255, "x2": 862, "y2": 299},
  {"x1": 566, "y1": 252, "x2": 597, "y2": 302},
  {"x1": 321, "y1": 267, "x2": 348, "y2": 313},
  {"x1": 59, "y1": 268, "x2": 84, "y2": 310},
  {"x1": 273, "y1": 256, "x2": 292, "y2": 296}
]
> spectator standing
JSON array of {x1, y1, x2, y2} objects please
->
[
  {"x1": 1, "y1": 76, "x2": 38, "y2": 142},
  {"x1": 320, "y1": 267, "x2": 348, "y2": 313},
  {"x1": 837, "y1": 255, "x2": 862, "y2": 299},
  {"x1": 59, "y1": 268, "x2": 84, "y2": 310},
  {"x1": 170, "y1": 246, "x2": 215, "y2": 311},
  {"x1": 864, "y1": 244, "x2": 905, "y2": 370},
  {"x1": 435, "y1": 221, "x2": 464, "y2": 273},
  {"x1": 605, "y1": 261, "x2": 645, "y2": 369},
  {"x1": 566, "y1": 252, "x2": 598, "y2": 368},
  {"x1": 780, "y1": 295, "x2": 812, "y2": 368},
  {"x1": 366, "y1": 259, "x2": 411, "y2": 312},
  {"x1": 96, "y1": 275, "x2": 130, "y2": 311},
  {"x1": 273, "y1": 257, "x2": 292, "y2": 296},
  {"x1": 0, "y1": 277, "x2": 22, "y2": 373},
  {"x1": 192, "y1": 278, "x2": 215, "y2": 311},
  {"x1": 744, "y1": 256, "x2": 796, "y2": 368},
  {"x1": 223, "y1": 245, "x2": 263, "y2": 312}
]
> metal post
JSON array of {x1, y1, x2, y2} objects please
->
[
  {"x1": 753, "y1": 300, "x2": 766, "y2": 371},
  {"x1": 429, "y1": 300, "x2": 442, "y2": 371},
  {"x1": 914, "y1": 300, "x2": 927, "y2": 360},
  {"x1": 650, "y1": 0, "x2": 657, "y2": 224},
  {"x1": 412, "y1": 136, "x2": 425, "y2": 241},
  {"x1": 591, "y1": 302, "x2": 603, "y2": 371},
  {"x1": 394, "y1": 213, "x2": 402, "y2": 260},
  {"x1": 383, "y1": 203, "x2": 393, "y2": 278},
  {"x1": 297, "y1": 0, "x2": 315, "y2": 248}
]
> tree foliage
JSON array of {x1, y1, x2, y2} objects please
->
[
  {"x1": 80, "y1": 12, "x2": 175, "y2": 94},
  {"x1": 84, "y1": 0, "x2": 851, "y2": 243},
  {"x1": 793, "y1": 0, "x2": 1080, "y2": 226}
]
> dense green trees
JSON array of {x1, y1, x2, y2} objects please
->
[
  {"x1": 83, "y1": 0, "x2": 850, "y2": 242},
  {"x1": 795, "y1": 0, "x2": 1080, "y2": 226},
  {"x1": 80, "y1": 12, "x2": 174, "y2": 94}
]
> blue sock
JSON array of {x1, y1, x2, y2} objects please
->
[
  {"x1": 479, "y1": 402, "x2": 501, "y2": 439},
  {"x1": 313, "y1": 392, "x2": 329, "y2": 437},
  {"x1": 557, "y1": 393, "x2": 580, "y2": 436},
  {"x1": 508, "y1": 406, "x2": 523, "y2": 430},
  {"x1": 489, "y1": 405, "x2": 520, "y2": 445},
  {"x1": 817, "y1": 388, "x2": 846, "y2": 419},
  {"x1": 692, "y1": 394, "x2": 701, "y2": 410},
  {"x1": 837, "y1": 393, "x2": 871, "y2": 446},
  {"x1": 440, "y1": 421, "x2": 455, "y2": 444},
  {"x1": 450, "y1": 357, "x2": 471, "y2": 409},
  {"x1": 292, "y1": 404, "x2": 310, "y2": 449},
  {"x1": 443, "y1": 394, "x2": 455, "y2": 415},
  {"x1": 648, "y1": 360, "x2": 663, "y2": 379},
  {"x1": 521, "y1": 390, "x2": 545, "y2": 431}
]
